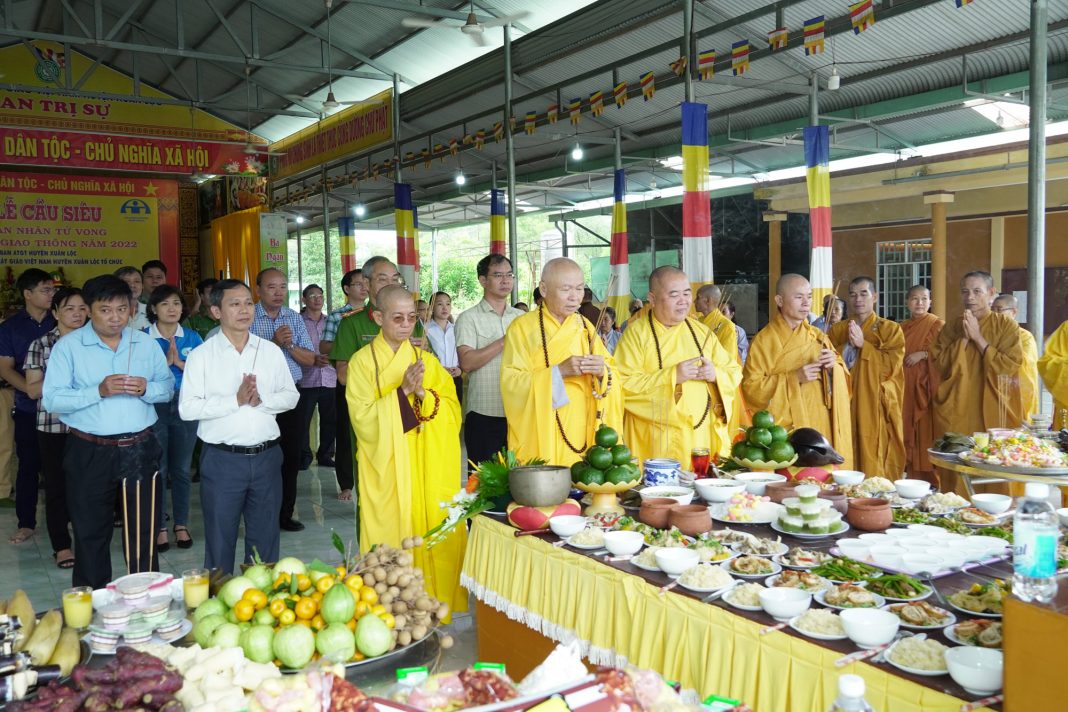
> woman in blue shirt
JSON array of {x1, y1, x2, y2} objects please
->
[{"x1": 146, "y1": 285, "x2": 203, "y2": 551}]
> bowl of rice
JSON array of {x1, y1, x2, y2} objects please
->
[
  {"x1": 790, "y1": 609, "x2": 846, "y2": 640},
  {"x1": 723, "y1": 582, "x2": 765, "y2": 611},
  {"x1": 677, "y1": 563, "x2": 734, "y2": 593},
  {"x1": 887, "y1": 636, "x2": 950, "y2": 675}
]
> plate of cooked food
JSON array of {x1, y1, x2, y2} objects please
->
[
  {"x1": 774, "y1": 547, "x2": 834, "y2": 570},
  {"x1": 731, "y1": 536, "x2": 789, "y2": 558},
  {"x1": 864, "y1": 574, "x2": 932, "y2": 602},
  {"x1": 809, "y1": 557, "x2": 883, "y2": 584},
  {"x1": 945, "y1": 619, "x2": 1003, "y2": 648},
  {"x1": 789, "y1": 609, "x2": 847, "y2": 641},
  {"x1": 765, "y1": 570, "x2": 831, "y2": 592},
  {"x1": 883, "y1": 601, "x2": 956, "y2": 629},
  {"x1": 885, "y1": 636, "x2": 950, "y2": 676},
  {"x1": 815, "y1": 584, "x2": 885, "y2": 610},
  {"x1": 946, "y1": 581, "x2": 1008, "y2": 618},
  {"x1": 722, "y1": 582, "x2": 766, "y2": 612},
  {"x1": 721, "y1": 555, "x2": 781, "y2": 579}
]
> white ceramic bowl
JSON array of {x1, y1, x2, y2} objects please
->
[
  {"x1": 899, "y1": 553, "x2": 944, "y2": 575},
  {"x1": 869, "y1": 545, "x2": 906, "y2": 570},
  {"x1": 548, "y1": 515, "x2": 587, "y2": 538},
  {"x1": 694, "y1": 478, "x2": 747, "y2": 503},
  {"x1": 898, "y1": 540, "x2": 932, "y2": 553},
  {"x1": 836, "y1": 539, "x2": 871, "y2": 561},
  {"x1": 906, "y1": 524, "x2": 944, "y2": 536},
  {"x1": 929, "y1": 532, "x2": 966, "y2": 546},
  {"x1": 945, "y1": 647, "x2": 1004, "y2": 696},
  {"x1": 603, "y1": 530, "x2": 645, "y2": 557},
  {"x1": 839, "y1": 608, "x2": 900, "y2": 649},
  {"x1": 732, "y1": 472, "x2": 787, "y2": 496},
  {"x1": 894, "y1": 479, "x2": 932, "y2": 500},
  {"x1": 1058, "y1": 507, "x2": 1068, "y2": 528},
  {"x1": 758, "y1": 587, "x2": 812, "y2": 622},
  {"x1": 858, "y1": 533, "x2": 894, "y2": 546},
  {"x1": 970, "y1": 493, "x2": 1012, "y2": 515},
  {"x1": 958, "y1": 541, "x2": 992, "y2": 562},
  {"x1": 938, "y1": 549, "x2": 967, "y2": 570},
  {"x1": 638, "y1": 486, "x2": 694, "y2": 505},
  {"x1": 655, "y1": 548, "x2": 700, "y2": 578},
  {"x1": 968, "y1": 536, "x2": 1011, "y2": 556},
  {"x1": 883, "y1": 528, "x2": 923, "y2": 541},
  {"x1": 832, "y1": 470, "x2": 866, "y2": 486}
]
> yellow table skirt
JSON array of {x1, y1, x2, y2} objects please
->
[{"x1": 461, "y1": 517, "x2": 991, "y2": 712}]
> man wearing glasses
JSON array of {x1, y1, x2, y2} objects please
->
[
  {"x1": 455, "y1": 255, "x2": 524, "y2": 466},
  {"x1": 0, "y1": 269, "x2": 57, "y2": 545}
]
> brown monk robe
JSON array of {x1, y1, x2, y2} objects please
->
[
  {"x1": 992, "y1": 294, "x2": 1040, "y2": 421},
  {"x1": 932, "y1": 272, "x2": 1024, "y2": 495},
  {"x1": 900, "y1": 286, "x2": 944, "y2": 487},
  {"x1": 742, "y1": 274, "x2": 853, "y2": 469},
  {"x1": 828, "y1": 277, "x2": 905, "y2": 479}
]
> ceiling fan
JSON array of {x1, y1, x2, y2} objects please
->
[
  {"x1": 285, "y1": 0, "x2": 378, "y2": 112},
  {"x1": 400, "y1": 2, "x2": 529, "y2": 47}
]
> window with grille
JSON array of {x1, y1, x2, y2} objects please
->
[{"x1": 876, "y1": 239, "x2": 932, "y2": 322}]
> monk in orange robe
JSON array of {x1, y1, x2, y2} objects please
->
[
  {"x1": 829, "y1": 277, "x2": 905, "y2": 479},
  {"x1": 900, "y1": 285, "x2": 944, "y2": 486},
  {"x1": 992, "y1": 294, "x2": 1039, "y2": 421},
  {"x1": 742, "y1": 274, "x2": 853, "y2": 469},
  {"x1": 1038, "y1": 320, "x2": 1068, "y2": 430}
]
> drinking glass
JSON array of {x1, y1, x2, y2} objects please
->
[
  {"x1": 691, "y1": 448, "x2": 711, "y2": 479},
  {"x1": 61, "y1": 586, "x2": 93, "y2": 630},
  {"x1": 182, "y1": 568, "x2": 210, "y2": 609}
]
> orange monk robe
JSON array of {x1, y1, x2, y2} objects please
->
[
  {"x1": 1038, "y1": 320, "x2": 1068, "y2": 430},
  {"x1": 701, "y1": 309, "x2": 747, "y2": 435},
  {"x1": 347, "y1": 335, "x2": 467, "y2": 615},
  {"x1": 901, "y1": 313, "x2": 944, "y2": 481},
  {"x1": 1017, "y1": 327, "x2": 1040, "y2": 420},
  {"x1": 741, "y1": 314, "x2": 854, "y2": 469},
  {"x1": 616, "y1": 314, "x2": 741, "y2": 464},
  {"x1": 501, "y1": 309, "x2": 624, "y2": 466},
  {"x1": 829, "y1": 314, "x2": 906, "y2": 478}
]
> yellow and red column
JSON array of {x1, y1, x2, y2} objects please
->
[
  {"x1": 681, "y1": 102, "x2": 714, "y2": 292},
  {"x1": 490, "y1": 189, "x2": 506, "y2": 255},
  {"x1": 394, "y1": 183, "x2": 419, "y2": 296}
]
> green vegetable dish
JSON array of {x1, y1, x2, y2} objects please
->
[
  {"x1": 931, "y1": 516, "x2": 972, "y2": 535},
  {"x1": 892, "y1": 508, "x2": 931, "y2": 525},
  {"x1": 810, "y1": 557, "x2": 882, "y2": 582},
  {"x1": 865, "y1": 574, "x2": 930, "y2": 600}
]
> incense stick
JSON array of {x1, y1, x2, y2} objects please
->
[
  {"x1": 148, "y1": 473, "x2": 157, "y2": 567},
  {"x1": 593, "y1": 272, "x2": 619, "y2": 332},
  {"x1": 135, "y1": 478, "x2": 141, "y2": 574},
  {"x1": 121, "y1": 478, "x2": 130, "y2": 575}
]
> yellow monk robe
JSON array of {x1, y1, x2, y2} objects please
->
[
  {"x1": 742, "y1": 314, "x2": 854, "y2": 469},
  {"x1": 1038, "y1": 320, "x2": 1068, "y2": 430},
  {"x1": 616, "y1": 313, "x2": 742, "y2": 464},
  {"x1": 701, "y1": 309, "x2": 747, "y2": 435},
  {"x1": 347, "y1": 335, "x2": 467, "y2": 615},
  {"x1": 501, "y1": 308, "x2": 624, "y2": 466},
  {"x1": 1017, "y1": 327, "x2": 1039, "y2": 420},
  {"x1": 901, "y1": 313, "x2": 944, "y2": 482},
  {"x1": 828, "y1": 314, "x2": 906, "y2": 479}
]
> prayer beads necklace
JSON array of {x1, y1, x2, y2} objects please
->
[{"x1": 648, "y1": 311, "x2": 712, "y2": 430}]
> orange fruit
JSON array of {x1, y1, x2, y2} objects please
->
[
  {"x1": 359, "y1": 586, "x2": 379, "y2": 605},
  {"x1": 233, "y1": 600, "x2": 256, "y2": 622},
  {"x1": 278, "y1": 609, "x2": 296, "y2": 625},
  {"x1": 316, "y1": 577, "x2": 335, "y2": 594},
  {"x1": 335, "y1": 566, "x2": 347, "y2": 578},
  {"x1": 311, "y1": 591, "x2": 323, "y2": 603},
  {"x1": 268, "y1": 599, "x2": 287, "y2": 618},
  {"x1": 346, "y1": 618, "x2": 357, "y2": 632},
  {"x1": 381, "y1": 613, "x2": 396, "y2": 629},
  {"x1": 243, "y1": 588, "x2": 268, "y2": 610},
  {"x1": 311, "y1": 614, "x2": 326, "y2": 631},
  {"x1": 295, "y1": 597, "x2": 318, "y2": 620},
  {"x1": 354, "y1": 601, "x2": 370, "y2": 619},
  {"x1": 296, "y1": 575, "x2": 312, "y2": 592},
  {"x1": 370, "y1": 604, "x2": 386, "y2": 617}
]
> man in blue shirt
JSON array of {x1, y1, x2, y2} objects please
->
[
  {"x1": 250, "y1": 268, "x2": 315, "y2": 532},
  {"x1": 43, "y1": 275, "x2": 173, "y2": 589},
  {"x1": 0, "y1": 268, "x2": 57, "y2": 544}
]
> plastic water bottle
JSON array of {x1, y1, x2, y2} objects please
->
[
  {"x1": 1012, "y1": 482, "x2": 1059, "y2": 603},
  {"x1": 828, "y1": 674, "x2": 874, "y2": 712}
]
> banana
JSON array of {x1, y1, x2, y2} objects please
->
[
  {"x1": 24, "y1": 609, "x2": 62, "y2": 665},
  {"x1": 47, "y1": 627, "x2": 82, "y2": 676},
  {"x1": 6, "y1": 590, "x2": 36, "y2": 651}
]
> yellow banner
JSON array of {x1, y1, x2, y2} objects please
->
[{"x1": 268, "y1": 90, "x2": 392, "y2": 179}]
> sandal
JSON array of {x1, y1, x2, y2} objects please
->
[
  {"x1": 337, "y1": 489, "x2": 353, "y2": 502},
  {"x1": 174, "y1": 525, "x2": 193, "y2": 550},
  {"x1": 156, "y1": 529, "x2": 170, "y2": 553},
  {"x1": 9, "y1": 528, "x2": 34, "y2": 545},
  {"x1": 54, "y1": 549, "x2": 75, "y2": 569}
]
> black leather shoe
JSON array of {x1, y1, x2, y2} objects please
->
[{"x1": 280, "y1": 518, "x2": 305, "y2": 532}]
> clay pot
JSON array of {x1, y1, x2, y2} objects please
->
[
  {"x1": 639, "y1": 498, "x2": 677, "y2": 529},
  {"x1": 818, "y1": 489, "x2": 849, "y2": 516},
  {"x1": 764, "y1": 480, "x2": 799, "y2": 504},
  {"x1": 846, "y1": 498, "x2": 892, "y2": 532},
  {"x1": 668, "y1": 504, "x2": 712, "y2": 536}
]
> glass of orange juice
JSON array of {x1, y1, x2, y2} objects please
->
[
  {"x1": 62, "y1": 586, "x2": 93, "y2": 630},
  {"x1": 182, "y1": 568, "x2": 210, "y2": 609}
]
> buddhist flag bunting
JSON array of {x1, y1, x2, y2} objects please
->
[
  {"x1": 434, "y1": 143, "x2": 446, "y2": 162},
  {"x1": 42, "y1": 47, "x2": 66, "y2": 68},
  {"x1": 493, "y1": 121, "x2": 504, "y2": 142},
  {"x1": 670, "y1": 56, "x2": 688, "y2": 77},
  {"x1": 731, "y1": 40, "x2": 750, "y2": 75},
  {"x1": 768, "y1": 27, "x2": 788, "y2": 50},
  {"x1": 569, "y1": 98, "x2": 582, "y2": 125},
  {"x1": 607, "y1": 168, "x2": 631, "y2": 327},
  {"x1": 338, "y1": 216, "x2": 357, "y2": 273},
  {"x1": 547, "y1": 103, "x2": 559, "y2": 124},
  {"x1": 490, "y1": 189, "x2": 506, "y2": 256},
  {"x1": 850, "y1": 0, "x2": 875, "y2": 34},
  {"x1": 681, "y1": 102, "x2": 714, "y2": 290},
  {"x1": 955, "y1": 0, "x2": 974, "y2": 6},
  {"x1": 449, "y1": 139, "x2": 459, "y2": 156},
  {"x1": 421, "y1": 149, "x2": 431, "y2": 168},
  {"x1": 462, "y1": 134, "x2": 472, "y2": 147},
  {"x1": 590, "y1": 90, "x2": 604, "y2": 117},
  {"x1": 804, "y1": 125, "x2": 833, "y2": 312},
  {"x1": 475, "y1": 129, "x2": 485, "y2": 150},
  {"x1": 640, "y1": 72, "x2": 656, "y2": 100},
  {"x1": 804, "y1": 16, "x2": 826, "y2": 55},
  {"x1": 698, "y1": 50, "x2": 716, "y2": 79},
  {"x1": 404, "y1": 151, "x2": 415, "y2": 168},
  {"x1": 525, "y1": 111, "x2": 537, "y2": 135},
  {"x1": 371, "y1": 162, "x2": 379, "y2": 179},
  {"x1": 613, "y1": 82, "x2": 628, "y2": 108},
  {"x1": 394, "y1": 182, "x2": 419, "y2": 294}
]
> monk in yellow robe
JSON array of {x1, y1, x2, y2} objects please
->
[
  {"x1": 828, "y1": 277, "x2": 905, "y2": 478},
  {"x1": 1039, "y1": 320, "x2": 1068, "y2": 430},
  {"x1": 695, "y1": 283, "x2": 747, "y2": 435},
  {"x1": 501, "y1": 258, "x2": 624, "y2": 466},
  {"x1": 900, "y1": 285, "x2": 944, "y2": 486},
  {"x1": 616, "y1": 268, "x2": 741, "y2": 464},
  {"x1": 742, "y1": 274, "x2": 854, "y2": 469},
  {"x1": 347, "y1": 285, "x2": 467, "y2": 615},
  {"x1": 992, "y1": 294, "x2": 1039, "y2": 420}
]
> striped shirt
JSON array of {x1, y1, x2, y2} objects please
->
[{"x1": 23, "y1": 327, "x2": 66, "y2": 434}]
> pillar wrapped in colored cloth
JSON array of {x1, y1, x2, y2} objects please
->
[
  {"x1": 804, "y1": 125, "x2": 833, "y2": 312},
  {"x1": 394, "y1": 183, "x2": 419, "y2": 296},
  {"x1": 607, "y1": 169, "x2": 631, "y2": 327},
  {"x1": 490, "y1": 189, "x2": 506, "y2": 255},
  {"x1": 338, "y1": 216, "x2": 357, "y2": 273},
  {"x1": 681, "y1": 103, "x2": 714, "y2": 293}
]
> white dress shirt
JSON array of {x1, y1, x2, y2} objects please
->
[
  {"x1": 178, "y1": 331, "x2": 299, "y2": 446},
  {"x1": 425, "y1": 319, "x2": 459, "y2": 369}
]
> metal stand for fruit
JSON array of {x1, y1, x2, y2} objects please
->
[
  {"x1": 346, "y1": 628, "x2": 445, "y2": 694},
  {"x1": 573, "y1": 480, "x2": 641, "y2": 516}
]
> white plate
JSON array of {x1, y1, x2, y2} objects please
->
[
  {"x1": 884, "y1": 638, "x2": 949, "y2": 676},
  {"x1": 721, "y1": 558, "x2": 781, "y2": 579},
  {"x1": 765, "y1": 573, "x2": 831, "y2": 592},
  {"x1": 731, "y1": 539, "x2": 789, "y2": 557},
  {"x1": 881, "y1": 603, "x2": 956, "y2": 630},
  {"x1": 677, "y1": 579, "x2": 735, "y2": 595},
  {"x1": 814, "y1": 588, "x2": 887, "y2": 610},
  {"x1": 565, "y1": 535, "x2": 607, "y2": 550},
  {"x1": 722, "y1": 589, "x2": 764, "y2": 612},
  {"x1": 709, "y1": 501, "x2": 783, "y2": 525},
  {"x1": 788, "y1": 614, "x2": 848, "y2": 641},
  {"x1": 864, "y1": 581, "x2": 933, "y2": 603},
  {"x1": 770, "y1": 519, "x2": 850, "y2": 539},
  {"x1": 944, "y1": 622, "x2": 1002, "y2": 648},
  {"x1": 629, "y1": 557, "x2": 661, "y2": 573},
  {"x1": 945, "y1": 597, "x2": 1003, "y2": 619},
  {"x1": 83, "y1": 618, "x2": 192, "y2": 654},
  {"x1": 772, "y1": 552, "x2": 835, "y2": 570}
]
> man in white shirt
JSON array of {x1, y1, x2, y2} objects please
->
[
  {"x1": 179, "y1": 279, "x2": 299, "y2": 574},
  {"x1": 455, "y1": 254, "x2": 524, "y2": 466}
]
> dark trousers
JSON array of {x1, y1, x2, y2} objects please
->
[
  {"x1": 452, "y1": 376, "x2": 463, "y2": 407},
  {"x1": 334, "y1": 383, "x2": 354, "y2": 492},
  {"x1": 275, "y1": 406, "x2": 302, "y2": 522},
  {"x1": 13, "y1": 410, "x2": 41, "y2": 530},
  {"x1": 298, "y1": 386, "x2": 335, "y2": 466},
  {"x1": 38, "y1": 430, "x2": 71, "y2": 554},
  {"x1": 65, "y1": 432, "x2": 162, "y2": 589},
  {"x1": 464, "y1": 411, "x2": 508, "y2": 470},
  {"x1": 200, "y1": 444, "x2": 281, "y2": 575}
]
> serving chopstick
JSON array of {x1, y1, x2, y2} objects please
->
[
  {"x1": 760, "y1": 621, "x2": 788, "y2": 636},
  {"x1": 961, "y1": 695, "x2": 1003, "y2": 712}
]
